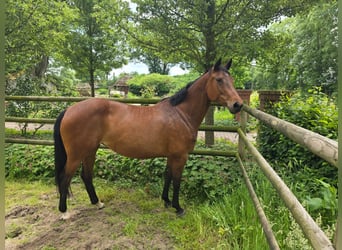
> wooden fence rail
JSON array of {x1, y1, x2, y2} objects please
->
[
  {"x1": 242, "y1": 105, "x2": 338, "y2": 167},
  {"x1": 5, "y1": 116, "x2": 238, "y2": 132}
]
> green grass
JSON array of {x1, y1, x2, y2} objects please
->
[
  {"x1": 5, "y1": 180, "x2": 53, "y2": 209},
  {"x1": 214, "y1": 108, "x2": 237, "y2": 126},
  {"x1": 5, "y1": 176, "x2": 320, "y2": 249}
]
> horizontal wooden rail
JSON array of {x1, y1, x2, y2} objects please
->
[
  {"x1": 238, "y1": 128, "x2": 334, "y2": 250},
  {"x1": 5, "y1": 117, "x2": 238, "y2": 132},
  {"x1": 5, "y1": 95, "x2": 160, "y2": 104},
  {"x1": 4, "y1": 138, "x2": 236, "y2": 157},
  {"x1": 5, "y1": 95, "x2": 225, "y2": 106},
  {"x1": 6, "y1": 117, "x2": 56, "y2": 124},
  {"x1": 242, "y1": 105, "x2": 338, "y2": 167}
]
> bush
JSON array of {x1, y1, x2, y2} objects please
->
[
  {"x1": 127, "y1": 73, "x2": 176, "y2": 97},
  {"x1": 257, "y1": 88, "x2": 337, "y2": 188},
  {"x1": 5, "y1": 144, "x2": 55, "y2": 181},
  {"x1": 182, "y1": 155, "x2": 242, "y2": 203}
]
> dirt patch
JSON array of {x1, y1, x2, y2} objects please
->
[{"x1": 5, "y1": 184, "x2": 175, "y2": 250}]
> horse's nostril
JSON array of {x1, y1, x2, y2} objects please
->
[{"x1": 233, "y1": 102, "x2": 242, "y2": 109}]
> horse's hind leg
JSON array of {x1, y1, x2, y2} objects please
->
[
  {"x1": 164, "y1": 155, "x2": 187, "y2": 216},
  {"x1": 162, "y1": 165, "x2": 172, "y2": 208},
  {"x1": 59, "y1": 159, "x2": 79, "y2": 220},
  {"x1": 81, "y1": 149, "x2": 104, "y2": 209}
]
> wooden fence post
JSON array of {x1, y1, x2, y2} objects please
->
[{"x1": 238, "y1": 109, "x2": 247, "y2": 160}]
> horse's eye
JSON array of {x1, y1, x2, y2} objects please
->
[{"x1": 216, "y1": 78, "x2": 223, "y2": 85}]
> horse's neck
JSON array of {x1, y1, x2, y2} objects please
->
[{"x1": 177, "y1": 74, "x2": 210, "y2": 130}]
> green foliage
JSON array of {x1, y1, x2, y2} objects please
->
[
  {"x1": 255, "y1": 1, "x2": 337, "y2": 94},
  {"x1": 61, "y1": 0, "x2": 128, "y2": 96},
  {"x1": 257, "y1": 89, "x2": 337, "y2": 190},
  {"x1": 169, "y1": 72, "x2": 201, "y2": 93},
  {"x1": 182, "y1": 155, "x2": 241, "y2": 203},
  {"x1": 127, "y1": 73, "x2": 176, "y2": 97},
  {"x1": 304, "y1": 179, "x2": 337, "y2": 225},
  {"x1": 5, "y1": 73, "x2": 79, "y2": 135},
  {"x1": 95, "y1": 150, "x2": 165, "y2": 188},
  {"x1": 214, "y1": 108, "x2": 236, "y2": 126},
  {"x1": 5, "y1": 76, "x2": 44, "y2": 124},
  {"x1": 46, "y1": 67, "x2": 81, "y2": 97},
  {"x1": 5, "y1": 145, "x2": 54, "y2": 181},
  {"x1": 124, "y1": 0, "x2": 318, "y2": 72},
  {"x1": 5, "y1": 0, "x2": 76, "y2": 74},
  {"x1": 5, "y1": 75, "x2": 71, "y2": 135}
]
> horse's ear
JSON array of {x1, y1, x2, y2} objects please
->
[
  {"x1": 225, "y1": 59, "x2": 232, "y2": 71},
  {"x1": 214, "y1": 58, "x2": 222, "y2": 71}
]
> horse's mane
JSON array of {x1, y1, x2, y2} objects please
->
[{"x1": 169, "y1": 81, "x2": 194, "y2": 106}]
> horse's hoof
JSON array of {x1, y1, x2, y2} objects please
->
[
  {"x1": 60, "y1": 212, "x2": 71, "y2": 220},
  {"x1": 176, "y1": 209, "x2": 185, "y2": 217},
  {"x1": 96, "y1": 201, "x2": 105, "y2": 209}
]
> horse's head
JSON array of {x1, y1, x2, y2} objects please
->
[{"x1": 206, "y1": 58, "x2": 243, "y2": 114}]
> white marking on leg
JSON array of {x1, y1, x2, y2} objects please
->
[
  {"x1": 60, "y1": 211, "x2": 71, "y2": 220},
  {"x1": 96, "y1": 201, "x2": 105, "y2": 209}
]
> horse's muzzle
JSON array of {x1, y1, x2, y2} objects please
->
[{"x1": 229, "y1": 102, "x2": 243, "y2": 114}]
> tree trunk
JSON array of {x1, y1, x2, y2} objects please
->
[
  {"x1": 31, "y1": 55, "x2": 49, "y2": 78},
  {"x1": 203, "y1": 0, "x2": 216, "y2": 146},
  {"x1": 90, "y1": 69, "x2": 95, "y2": 97},
  {"x1": 205, "y1": 106, "x2": 215, "y2": 146}
]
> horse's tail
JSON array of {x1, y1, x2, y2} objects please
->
[{"x1": 54, "y1": 110, "x2": 67, "y2": 194}]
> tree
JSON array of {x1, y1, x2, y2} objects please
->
[
  {"x1": 291, "y1": 1, "x2": 337, "y2": 95},
  {"x1": 118, "y1": 0, "x2": 319, "y2": 145},
  {"x1": 122, "y1": 0, "x2": 318, "y2": 68},
  {"x1": 62, "y1": 0, "x2": 128, "y2": 97},
  {"x1": 253, "y1": 1, "x2": 337, "y2": 95},
  {"x1": 128, "y1": 48, "x2": 174, "y2": 74},
  {"x1": 5, "y1": 0, "x2": 76, "y2": 76},
  {"x1": 139, "y1": 54, "x2": 172, "y2": 75}
]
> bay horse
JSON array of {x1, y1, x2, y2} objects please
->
[{"x1": 54, "y1": 58, "x2": 243, "y2": 219}]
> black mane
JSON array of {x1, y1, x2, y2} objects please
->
[{"x1": 169, "y1": 81, "x2": 194, "y2": 106}]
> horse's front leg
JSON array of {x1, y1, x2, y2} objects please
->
[
  {"x1": 165, "y1": 155, "x2": 187, "y2": 216},
  {"x1": 171, "y1": 173, "x2": 185, "y2": 216},
  {"x1": 162, "y1": 165, "x2": 172, "y2": 208}
]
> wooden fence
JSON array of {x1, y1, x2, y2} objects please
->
[
  {"x1": 4, "y1": 96, "x2": 338, "y2": 249},
  {"x1": 238, "y1": 106, "x2": 337, "y2": 250}
]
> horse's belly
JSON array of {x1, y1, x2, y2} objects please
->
[
  {"x1": 102, "y1": 132, "x2": 194, "y2": 159},
  {"x1": 102, "y1": 135, "x2": 168, "y2": 159},
  {"x1": 114, "y1": 146, "x2": 162, "y2": 159}
]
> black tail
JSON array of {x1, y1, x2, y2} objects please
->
[{"x1": 54, "y1": 110, "x2": 67, "y2": 194}]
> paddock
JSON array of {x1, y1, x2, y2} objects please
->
[{"x1": 5, "y1": 95, "x2": 338, "y2": 249}]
